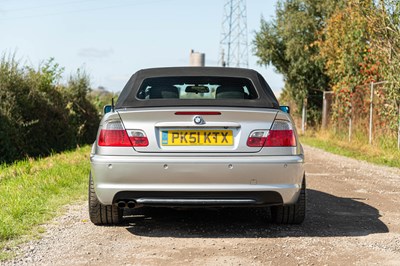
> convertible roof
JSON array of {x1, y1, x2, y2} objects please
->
[{"x1": 116, "y1": 67, "x2": 279, "y2": 109}]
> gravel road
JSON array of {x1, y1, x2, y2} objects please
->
[{"x1": 4, "y1": 145, "x2": 400, "y2": 265}]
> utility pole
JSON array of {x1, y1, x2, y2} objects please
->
[{"x1": 219, "y1": 0, "x2": 249, "y2": 68}]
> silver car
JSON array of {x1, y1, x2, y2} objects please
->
[{"x1": 89, "y1": 67, "x2": 305, "y2": 225}]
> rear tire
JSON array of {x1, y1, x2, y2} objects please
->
[
  {"x1": 271, "y1": 176, "x2": 306, "y2": 224},
  {"x1": 88, "y1": 172, "x2": 122, "y2": 225}
]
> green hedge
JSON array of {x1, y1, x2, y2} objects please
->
[{"x1": 0, "y1": 55, "x2": 99, "y2": 163}]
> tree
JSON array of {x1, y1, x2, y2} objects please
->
[
  {"x1": 369, "y1": 0, "x2": 400, "y2": 103},
  {"x1": 316, "y1": 0, "x2": 400, "y2": 135},
  {"x1": 254, "y1": 0, "x2": 340, "y2": 123},
  {"x1": 316, "y1": 1, "x2": 377, "y2": 130},
  {"x1": 367, "y1": 0, "x2": 400, "y2": 132},
  {"x1": 64, "y1": 69, "x2": 100, "y2": 145}
]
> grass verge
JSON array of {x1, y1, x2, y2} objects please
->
[
  {"x1": 0, "y1": 146, "x2": 91, "y2": 260},
  {"x1": 300, "y1": 131, "x2": 400, "y2": 168}
]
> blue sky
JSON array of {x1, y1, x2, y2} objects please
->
[{"x1": 0, "y1": 0, "x2": 284, "y2": 95}]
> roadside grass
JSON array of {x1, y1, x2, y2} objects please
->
[
  {"x1": 0, "y1": 146, "x2": 91, "y2": 260},
  {"x1": 300, "y1": 130, "x2": 400, "y2": 168}
]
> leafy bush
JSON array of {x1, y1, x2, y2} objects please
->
[{"x1": 0, "y1": 54, "x2": 100, "y2": 163}]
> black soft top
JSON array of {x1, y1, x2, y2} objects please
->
[{"x1": 115, "y1": 67, "x2": 280, "y2": 109}]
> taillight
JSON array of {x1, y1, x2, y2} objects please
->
[
  {"x1": 247, "y1": 131, "x2": 268, "y2": 147},
  {"x1": 98, "y1": 121, "x2": 148, "y2": 147},
  {"x1": 247, "y1": 120, "x2": 296, "y2": 147},
  {"x1": 98, "y1": 129, "x2": 132, "y2": 146},
  {"x1": 266, "y1": 120, "x2": 296, "y2": 147},
  {"x1": 126, "y1": 130, "x2": 149, "y2": 147}
]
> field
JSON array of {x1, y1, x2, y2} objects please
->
[{"x1": 0, "y1": 146, "x2": 90, "y2": 260}]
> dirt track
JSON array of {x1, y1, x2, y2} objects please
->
[{"x1": 4, "y1": 145, "x2": 400, "y2": 265}]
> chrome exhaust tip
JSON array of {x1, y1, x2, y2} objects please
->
[
  {"x1": 127, "y1": 201, "x2": 136, "y2": 209},
  {"x1": 117, "y1": 201, "x2": 126, "y2": 208}
]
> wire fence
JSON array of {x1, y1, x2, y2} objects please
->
[{"x1": 302, "y1": 81, "x2": 400, "y2": 149}]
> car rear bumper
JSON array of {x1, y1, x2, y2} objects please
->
[{"x1": 90, "y1": 154, "x2": 305, "y2": 206}]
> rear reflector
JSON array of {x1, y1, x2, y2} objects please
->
[{"x1": 175, "y1": 112, "x2": 221, "y2": 115}]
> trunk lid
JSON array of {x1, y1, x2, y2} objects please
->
[{"x1": 118, "y1": 107, "x2": 278, "y2": 153}]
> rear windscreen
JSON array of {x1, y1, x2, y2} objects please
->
[{"x1": 136, "y1": 77, "x2": 258, "y2": 100}]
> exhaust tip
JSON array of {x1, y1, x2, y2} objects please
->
[
  {"x1": 117, "y1": 201, "x2": 126, "y2": 208},
  {"x1": 127, "y1": 201, "x2": 136, "y2": 209}
]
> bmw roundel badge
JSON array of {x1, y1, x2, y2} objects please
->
[{"x1": 193, "y1": 116, "x2": 204, "y2": 125}]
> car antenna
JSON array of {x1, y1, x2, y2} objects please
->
[{"x1": 111, "y1": 97, "x2": 115, "y2": 112}]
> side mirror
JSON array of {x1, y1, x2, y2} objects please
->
[
  {"x1": 103, "y1": 105, "x2": 113, "y2": 114},
  {"x1": 280, "y1": 106, "x2": 290, "y2": 114}
]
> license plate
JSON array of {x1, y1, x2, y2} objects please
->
[{"x1": 161, "y1": 130, "x2": 233, "y2": 146}]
